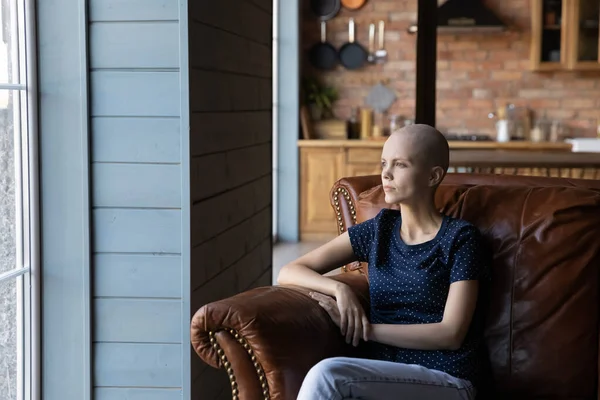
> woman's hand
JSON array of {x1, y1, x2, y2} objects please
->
[
  {"x1": 310, "y1": 292, "x2": 341, "y2": 327},
  {"x1": 310, "y1": 285, "x2": 370, "y2": 347}
]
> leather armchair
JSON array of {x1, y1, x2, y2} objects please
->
[{"x1": 191, "y1": 174, "x2": 600, "y2": 399}]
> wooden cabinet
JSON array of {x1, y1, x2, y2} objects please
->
[
  {"x1": 300, "y1": 146, "x2": 381, "y2": 240},
  {"x1": 531, "y1": 0, "x2": 600, "y2": 71},
  {"x1": 299, "y1": 140, "x2": 600, "y2": 240},
  {"x1": 345, "y1": 148, "x2": 382, "y2": 177},
  {"x1": 569, "y1": 0, "x2": 600, "y2": 70},
  {"x1": 300, "y1": 147, "x2": 345, "y2": 240}
]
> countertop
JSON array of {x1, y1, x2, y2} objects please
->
[
  {"x1": 298, "y1": 139, "x2": 600, "y2": 168},
  {"x1": 298, "y1": 139, "x2": 573, "y2": 151}
]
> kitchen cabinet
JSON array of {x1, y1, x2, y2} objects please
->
[
  {"x1": 531, "y1": 0, "x2": 600, "y2": 71},
  {"x1": 300, "y1": 147, "x2": 345, "y2": 239},
  {"x1": 569, "y1": 0, "x2": 600, "y2": 70},
  {"x1": 299, "y1": 140, "x2": 600, "y2": 240}
]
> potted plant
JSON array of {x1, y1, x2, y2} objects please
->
[{"x1": 302, "y1": 77, "x2": 338, "y2": 121}]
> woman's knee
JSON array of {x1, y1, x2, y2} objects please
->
[{"x1": 305, "y1": 357, "x2": 354, "y2": 382}]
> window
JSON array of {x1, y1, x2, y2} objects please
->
[{"x1": 0, "y1": 0, "x2": 38, "y2": 399}]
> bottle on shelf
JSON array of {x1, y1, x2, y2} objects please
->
[
  {"x1": 495, "y1": 106, "x2": 510, "y2": 143},
  {"x1": 347, "y1": 107, "x2": 361, "y2": 139},
  {"x1": 360, "y1": 108, "x2": 373, "y2": 140}
]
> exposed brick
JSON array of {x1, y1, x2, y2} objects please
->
[
  {"x1": 518, "y1": 89, "x2": 558, "y2": 99},
  {"x1": 303, "y1": 0, "x2": 600, "y2": 134},
  {"x1": 478, "y1": 40, "x2": 511, "y2": 50},
  {"x1": 578, "y1": 110, "x2": 600, "y2": 119},
  {"x1": 374, "y1": 2, "x2": 407, "y2": 11},
  {"x1": 467, "y1": 99, "x2": 494, "y2": 109},
  {"x1": 527, "y1": 99, "x2": 561, "y2": 109},
  {"x1": 467, "y1": 71, "x2": 491, "y2": 80},
  {"x1": 473, "y1": 89, "x2": 493, "y2": 99},
  {"x1": 562, "y1": 99, "x2": 596, "y2": 109},
  {"x1": 389, "y1": 11, "x2": 417, "y2": 22},
  {"x1": 446, "y1": 41, "x2": 479, "y2": 51},
  {"x1": 384, "y1": 61, "x2": 414, "y2": 71},
  {"x1": 491, "y1": 71, "x2": 524, "y2": 81}
]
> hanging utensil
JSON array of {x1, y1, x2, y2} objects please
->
[
  {"x1": 310, "y1": 0, "x2": 341, "y2": 21},
  {"x1": 367, "y1": 23, "x2": 376, "y2": 63},
  {"x1": 375, "y1": 20, "x2": 388, "y2": 64},
  {"x1": 341, "y1": 0, "x2": 367, "y2": 10},
  {"x1": 339, "y1": 18, "x2": 368, "y2": 70},
  {"x1": 309, "y1": 21, "x2": 338, "y2": 70},
  {"x1": 365, "y1": 81, "x2": 396, "y2": 114}
]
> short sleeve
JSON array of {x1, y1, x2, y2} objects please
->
[
  {"x1": 449, "y1": 225, "x2": 489, "y2": 283},
  {"x1": 347, "y1": 213, "x2": 379, "y2": 262}
]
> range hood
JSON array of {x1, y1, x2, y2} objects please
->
[{"x1": 408, "y1": 0, "x2": 507, "y2": 33}]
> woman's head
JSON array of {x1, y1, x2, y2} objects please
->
[{"x1": 380, "y1": 124, "x2": 449, "y2": 206}]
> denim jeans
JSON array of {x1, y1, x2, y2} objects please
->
[{"x1": 296, "y1": 357, "x2": 476, "y2": 400}]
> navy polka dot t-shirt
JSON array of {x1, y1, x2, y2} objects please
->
[{"x1": 348, "y1": 208, "x2": 490, "y2": 385}]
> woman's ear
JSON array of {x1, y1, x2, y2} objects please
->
[{"x1": 429, "y1": 166, "x2": 445, "y2": 187}]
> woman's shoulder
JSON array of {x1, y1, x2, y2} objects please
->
[{"x1": 443, "y1": 215, "x2": 483, "y2": 241}]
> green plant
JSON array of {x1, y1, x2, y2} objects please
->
[{"x1": 302, "y1": 77, "x2": 338, "y2": 120}]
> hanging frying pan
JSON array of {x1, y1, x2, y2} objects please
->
[
  {"x1": 341, "y1": 0, "x2": 367, "y2": 10},
  {"x1": 310, "y1": 0, "x2": 341, "y2": 21},
  {"x1": 339, "y1": 18, "x2": 368, "y2": 70},
  {"x1": 309, "y1": 21, "x2": 338, "y2": 70}
]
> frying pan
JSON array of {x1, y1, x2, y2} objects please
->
[
  {"x1": 310, "y1": 0, "x2": 341, "y2": 21},
  {"x1": 308, "y1": 21, "x2": 338, "y2": 70},
  {"x1": 339, "y1": 18, "x2": 368, "y2": 70},
  {"x1": 341, "y1": 0, "x2": 367, "y2": 10}
]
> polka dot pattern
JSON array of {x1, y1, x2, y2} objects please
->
[{"x1": 348, "y1": 209, "x2": 490, "y2": 385}]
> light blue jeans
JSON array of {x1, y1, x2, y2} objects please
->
[{"x1": 296, "y1": 357, "x2": 476, "y2": 400}]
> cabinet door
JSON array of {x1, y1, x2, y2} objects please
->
[
  {"x1": 530, "y1": 0, "x2": 570, "y2": 70},
  {"x1": 345, "y1": 148, "x2": 382, "y2": 177},
  {"x1": 300, "y1": 148, "x2": 345, "y2": 240},
  {"x1": 345, "y1": 163, "x2": 382, "y2": 178},
  {"x1": 568, "y1": 0, "x2": 600, "y2": 70}
]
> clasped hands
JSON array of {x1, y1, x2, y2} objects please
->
[{"x1": 309, "y1": 284, "x2": 370, "y2": 347}]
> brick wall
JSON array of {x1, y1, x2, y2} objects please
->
[
  {"x1": 188, "y1": 1, "x2": 272, "y2": 398},
  {"x1": 302, "y1": 0, "x2": 600, "y2": 136}
]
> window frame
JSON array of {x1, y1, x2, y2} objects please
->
[
  {"x1": 36, "y1": 0, "x2": 93, "y2": 397},
  {"x1": 0, "y1": 0, "x2": 40, "y2": 399}
]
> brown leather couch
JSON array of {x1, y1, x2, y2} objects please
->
[{"x1": 191, "y1": 174, "x2": 600, "y2": 400}]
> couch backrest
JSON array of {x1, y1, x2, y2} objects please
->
[{"x1": 329, "y1": 173, "x2": 600, "y2": 398}]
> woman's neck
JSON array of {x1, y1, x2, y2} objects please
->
[{"x1": 399, "y1": 201, "x2": 443, "y2": 244}]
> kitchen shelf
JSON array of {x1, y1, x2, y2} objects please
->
[{"x1": 531, "y1": 0, "x2": 600, "y2": 71}]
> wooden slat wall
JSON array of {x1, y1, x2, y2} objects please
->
[
  {"x1": 188, "y1": 1, "x2": 273, "y2": 398},
  {"x1": 88, "y1": 1, "x2": 184, "y2": 399}
]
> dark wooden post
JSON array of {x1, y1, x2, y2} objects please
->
[{"x1": 415, "y1": 0, "x2": 437, "y2": 126}]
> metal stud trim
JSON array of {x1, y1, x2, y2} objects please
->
[
  {"x1": 209, "y1": 329, "x2": 270, "y2": 400},
  {"x1": 333, "y1": 186, "x2": 357, "y2": 273}
]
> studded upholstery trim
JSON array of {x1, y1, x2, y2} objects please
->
[
  {"x1": 209, "y1": 329, "x2": 270, "y2": 400},
  {"x1": 333, "y1": 187, "x2": 358, "y2": 273}
]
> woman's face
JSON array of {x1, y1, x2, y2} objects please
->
[{"x1": 380, "y1": 133, "x2": 435, "y2": 205}]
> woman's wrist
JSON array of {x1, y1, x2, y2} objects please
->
[{"x1": 333, "y1": 281, "x2": 349, "y2": 297}]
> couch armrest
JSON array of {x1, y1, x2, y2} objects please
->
[{"x1": 191, "y1": 273, "x2": 369, "y2": 400}]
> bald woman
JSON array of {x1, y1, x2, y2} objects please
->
[{"x1": 278, "y1": 124, "x2": 490, "y2": 400}]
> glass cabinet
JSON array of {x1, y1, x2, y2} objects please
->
[{"x1": 531, "y1": 0, "x2": 600, "y2": 71}]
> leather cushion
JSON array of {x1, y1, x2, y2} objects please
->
[{"x1": 355, "y1": 182, "x2": 600, "y2": 397}]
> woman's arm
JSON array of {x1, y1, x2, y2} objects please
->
[
  {"x1": 277, "y1": 232, "x2": 358, "y2": 296},
  {"x1": 369, "y1": 280, "x2": 479, "y2": 351},
  {"x1": 277, "y1": 232, "x2": 371, "y2": 346}
]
